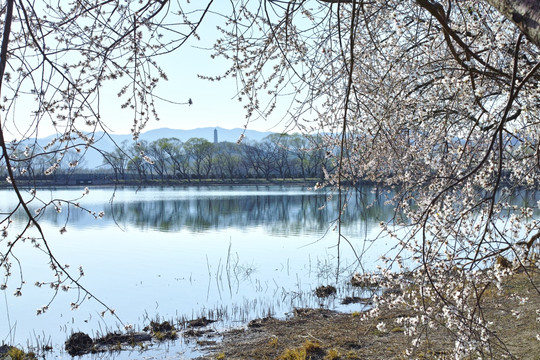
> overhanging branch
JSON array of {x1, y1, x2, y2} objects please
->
[
  {"x1": 318, "y1": 0, "x2": 540, "y2": 48},
  {"x1": 485, "y1": 0, "x2": 540, "y2": 47}
]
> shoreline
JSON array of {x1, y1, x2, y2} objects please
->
[
  {"x1": 0, "y1": 178, "x2": 323, "y2": 189},
  {"x1": 2, "y1": 269, "x2": 539, "y2": 359},
  {"x1": 195, "y1": 269, "x2": 540, "y2": 359}
]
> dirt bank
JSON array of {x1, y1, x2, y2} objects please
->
[{"x1": 195, "y1": 270, "x2": 540, "y2": 360}]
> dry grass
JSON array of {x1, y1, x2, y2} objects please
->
[{"x1": 196, "y1": 269, "x2": 540, "y2": 360}]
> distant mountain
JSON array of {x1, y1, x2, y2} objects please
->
[
  {"x1": 33, "y1": 127, "x2": 275, "y2": 170},
  {"x1": 137, "y1": 127, "x2": 273, "y2": 143}
]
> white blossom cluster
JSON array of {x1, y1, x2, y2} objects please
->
[{"x1": 210, "y1": 0, "x2": 540, "y2": 357}]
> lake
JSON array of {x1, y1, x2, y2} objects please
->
[{"x1": 0, "y1": 185, "x2": 396, "y2": 359}]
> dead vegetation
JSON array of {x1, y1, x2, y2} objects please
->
[{"x1": 197, "y1": 269, "x2": 540, "y2": 360}]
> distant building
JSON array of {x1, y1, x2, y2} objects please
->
[{"x1": 214, "y1": 128, "x2": 218, "y2": 144}]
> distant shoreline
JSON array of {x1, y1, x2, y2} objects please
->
[{"x1": 0, "y1": 178, "x2": 323, "y2": 189}]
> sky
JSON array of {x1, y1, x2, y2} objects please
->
[
  {"x1": 91, "y1": 11, "x2": 279, "y2": 137},
  {"x1": 100, "y1": 39, "x2": 258, "y2": 134},
  {"x1": 126, "y1": 2, "x2": 298, "y2": 136},
  {"x1": 2, "y1": 2, "x2": 294, "y2": 142},
  {"x1": 110, "y1": 24, "x2": 259, "y2": 133}
]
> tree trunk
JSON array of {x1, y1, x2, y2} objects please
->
[{"x1": 485, "y1": 0, "x2": 540, "y2": 47}]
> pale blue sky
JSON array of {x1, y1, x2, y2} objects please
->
[
  {"x1": 4, "y1": 2, "x2": 292, "y2": 142},
  {"x1": 99, "y1": 8, "x2": 281, "y2": 136}
]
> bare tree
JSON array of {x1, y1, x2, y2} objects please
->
[{"x1": 184, "y1": 137, "x2": 214, "y2": 181}]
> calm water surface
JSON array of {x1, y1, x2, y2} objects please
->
[{"x1": 0, "y1": 185, "x2": 395, "y2": 359}]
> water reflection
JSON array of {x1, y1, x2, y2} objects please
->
[
  {"x1": 134, "y1": 189, "x2": 391, "y2": 234},
  {"x1": 4, "y1": 185, "x2": 396, "y2": 236},
  {"x1": 0, "y1": 185, "x2": 399, "y2": 360}
]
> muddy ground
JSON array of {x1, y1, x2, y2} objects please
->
[{"x1": 194, "y1": 270, "x2": 540, "y2": 360}]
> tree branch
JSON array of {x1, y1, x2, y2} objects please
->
[
  {"x1": 485, "y1": 0, "x2": 540, "y2": 47},
  {"x1": 319, "y1": 0, "x2": 540, "y2": 48}
]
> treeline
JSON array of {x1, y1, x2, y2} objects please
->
[
  {"x1": 102, "y1": 133, "x2": 330, "y2": 182},
  {"x1": 1, "y1": 133, "x2": 336, "y2": 187}
]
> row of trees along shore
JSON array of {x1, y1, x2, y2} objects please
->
[
  {"x1": 2, "y1": 134, "x2": 331, "y2": 186},
  {"x1": 106, "y1": 134, "x2": 330, "y2": 183}
]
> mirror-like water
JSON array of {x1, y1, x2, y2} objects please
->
[{"x1": 0, "y1": 185, "x2": 396, "y2": 359}]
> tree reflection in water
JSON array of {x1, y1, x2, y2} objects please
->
[
  {"x1": 106, "y1": 185, "x2": 396, "y2": 235},
  {"x1": 3, "y1": 185, "x2": 396, "y2": 238}
]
